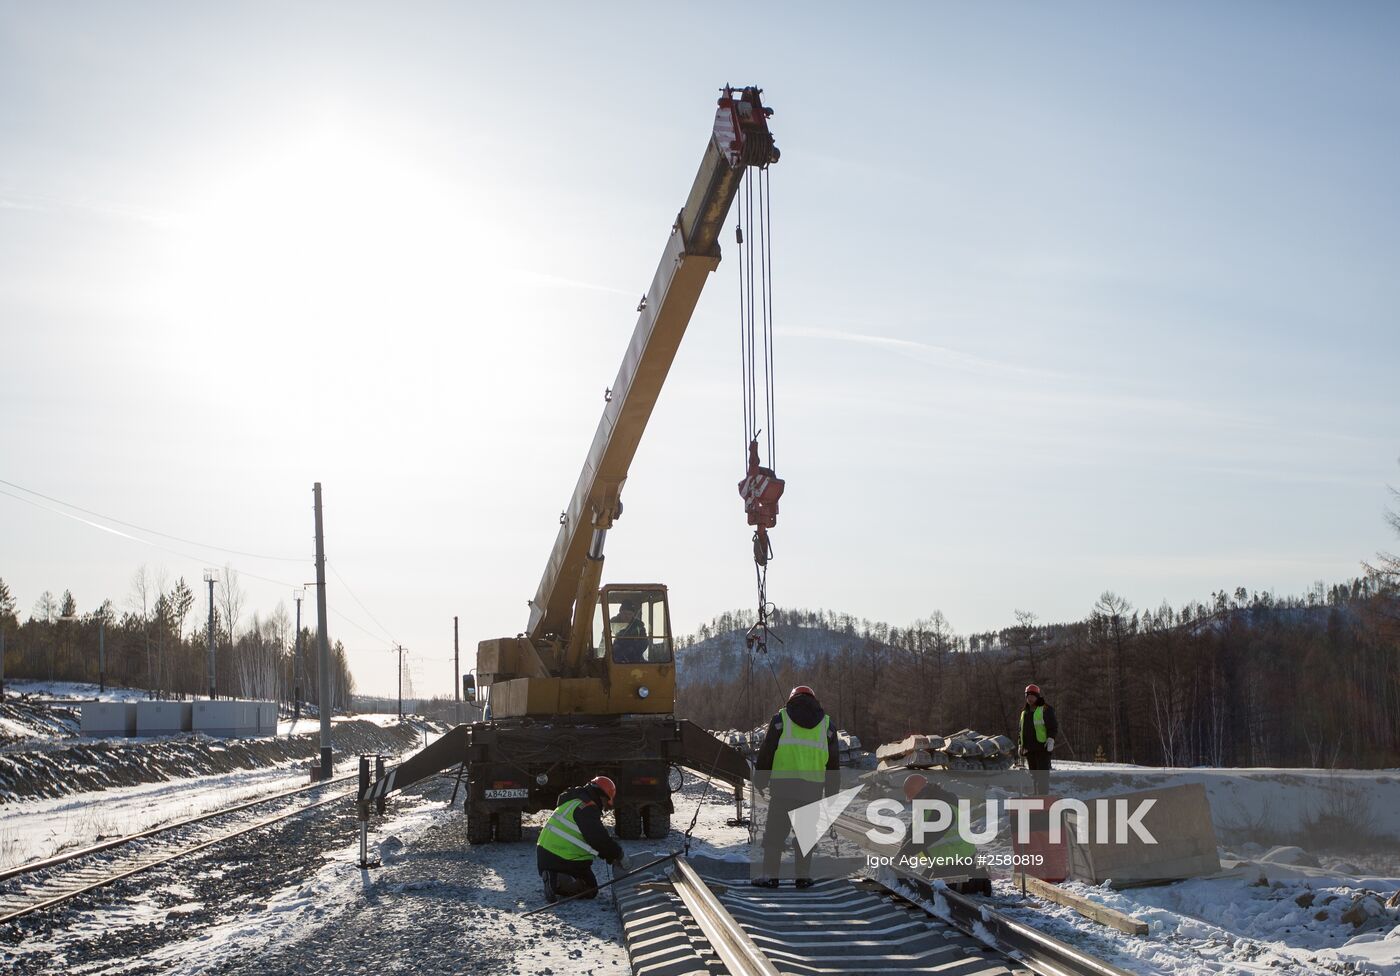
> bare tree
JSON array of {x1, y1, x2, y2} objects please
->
[
  {"x1": 1093, "y1": 591, "x2": 1135, "y2": 763},
  {"x1": 217, "y1": 565, "x2": 245, "y2": 647},
  {"x1": 1009, "y1": 609, "x2": 1043, "y2": 680},
  {"x1": 129, "y1": 566, "x2": 153, "y2": 687}
]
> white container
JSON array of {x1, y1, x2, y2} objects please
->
[
  {"x1": 193, "y1": 699, "x2": 277, "y2": 737},
  {"x1": 80, "y1": 701, "x2": 137, "y2": 737},
  {"x1": 136, "y1": 700, "x2": 193, "y2": 735}
]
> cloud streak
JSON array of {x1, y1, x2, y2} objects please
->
[{"x1": 778, "y1": 325, "x2": 1066, "y2": 381}]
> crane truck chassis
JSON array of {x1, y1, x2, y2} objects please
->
[{"x1": 359, "y1": 85, "x2": 777, "y2": 842}]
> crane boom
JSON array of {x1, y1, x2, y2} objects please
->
[{"x1": 527, "y1": 87, "x2": 778, "y2": 644}]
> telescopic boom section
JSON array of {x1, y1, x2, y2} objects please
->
[{"x1": 527, "y1": 87, "x2": 778, "y2": 646}]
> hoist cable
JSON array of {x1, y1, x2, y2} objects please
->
[{"x1": 762, "y1": 167, "x2": 777, "y2": 467}]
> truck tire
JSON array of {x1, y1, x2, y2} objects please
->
[
  {"x1": 614, "y1": 804, "x2": 643, "y2": 840},
  {"x1": 466, "y1": 805, "x2": 493, "y2": 845},
  {"x1": 643, "y1": 806, "x2": 670, "y2": 839},
  {"x1": 495, "y1": 808, "x2": 523, "y2": 843}
]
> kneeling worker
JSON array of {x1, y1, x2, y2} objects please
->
[{"x1": 537, "y1": 775, "x2": 629, "y2": 903}]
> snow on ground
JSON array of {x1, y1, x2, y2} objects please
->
[
  {"x1": 146, "y1": 768, "x2": 747, "y2": 976},
  {"x1": 977, "y1": 869, "x2": 1400, "y2": 976},
  {"x1": 0, "y1": 760, "x2": 341, "y2": 870},
  {"x1": 2, "y1": 680, "x2": 151, "y2": 703}
]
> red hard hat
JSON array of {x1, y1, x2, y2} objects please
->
[
  {"x1": 903, "y1": 773, "x2": 928, "y2": 803},
  {"x1": 588, "y1": 775, "x2": 617, "y2": 807},
  {"x1": 1025, "y1": 684, "x2": 1041, "y2": 696},
  {"x1": 789, "y1": 685, "x2": 815, "y2": 701}
]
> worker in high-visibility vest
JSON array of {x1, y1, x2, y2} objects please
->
[
  {"x1": 752, "y1": 685, "x2": 840, "y2": 889},
  {"x1": 537, "y1": 775, "x2": 628, "y2": 903},
  {"x1": 1018, "y1": 684, "x2": 1059, "y2": 796},
  {"x1": 898, "y1": 773, "x2": 991, "y2": 896}
]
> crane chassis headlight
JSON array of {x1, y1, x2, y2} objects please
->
[{"x1": 637, "y1": 686, "x2": 650, "y2": 699}]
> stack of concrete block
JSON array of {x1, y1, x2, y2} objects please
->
[
  {"x1": 713, "y1": 725, "x2": 865, "y2": 764},
  {"x1": 877, "y1": 729, "x2": 1016, "y2": 771},
  {"x1": 876, "y1": 734, "x2": 950, "y2": 771}
]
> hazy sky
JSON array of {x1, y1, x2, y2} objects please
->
[{"x1": 3, "y1": 2, "x2": 1397, "y2": 698}]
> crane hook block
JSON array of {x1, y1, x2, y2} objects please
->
[{"x1": 738, "y1": 439, "x2": 784, "y2": 530}]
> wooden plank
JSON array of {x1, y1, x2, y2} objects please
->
[{"x1": 1022, "y1": 875, "x2": 1149, "y2": 936}]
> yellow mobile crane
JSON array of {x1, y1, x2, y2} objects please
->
[{"x1": 362, "y1": 87, "x2": 777, "y2": 843}]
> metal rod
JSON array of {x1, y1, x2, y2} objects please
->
[{"x1": 521, "y1": 853, "x2": 680, "y2": 916}]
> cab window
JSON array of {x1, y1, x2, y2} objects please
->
[{"x1": 605, "y1": 589, "x2": 671, "y2": 664}]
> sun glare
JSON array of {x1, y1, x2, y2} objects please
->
[{"x1": 156, "y1": 122, "x2": 489, "y2": 348}]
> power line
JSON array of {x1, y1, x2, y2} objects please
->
[
  {"x1": 327, "y1": 561, "x2": 399, "y2": 645},
  {"x1": 0, "y1": 486, "x2": 302, "y2": 589},
  {"x1": 0, "y1": 477, "x2": 304, "y2": 562},
  {"x1": 2, "y1": 478, "x2": 410, "y2": 666}
]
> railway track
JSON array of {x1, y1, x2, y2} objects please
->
[
  {"x1": 617, "y1": 857, "x2": 1136, "y2": 976},
  {"x1": 615, "y1": 779, "x2": 1135, "y2": 976},
  {"x1": 0, "y1": 772, "x2": 362, "y2": 926}
]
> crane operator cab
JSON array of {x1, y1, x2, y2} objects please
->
[
  {"x1": 597, "y1": 587, "x2": 671, "y2": 666},
  {"x1": 475, "y1": 584, "x2": 676, "y2": 718}
]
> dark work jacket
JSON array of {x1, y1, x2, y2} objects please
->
[
  {"x1": 548, "y1": 786, "x2": 623, "y2": 863},
  {"x1": 755, "y1": 694, "x2": 841, "y2": 773},
  {"x1": 1019, "y1": 699, "x2": 1059, "y2": 756}
]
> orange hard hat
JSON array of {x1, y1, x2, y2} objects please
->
[
  {"x1": 588, "y1": 775, "x2": 617, "y2": 806},
  {"x1": 788, "y1": 685, "x2": 815, "y2": 701},
  {"x1": 903, "y1": 773, "x2": 928, "y2": 803},
  {"x1": 1025, "y1": 684, "x2": 1041, "y2": 696}
]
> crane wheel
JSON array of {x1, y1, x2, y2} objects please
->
[
  {"x1": 643, "y1": 807, "x2": 670, "y2": 839},
  {"x1": 466, "y1": 804, "x2": 494, "y2": 845},
  {"x1": 614, "y1": 804, "x2": 643, "y2": 840},
  {"x1": 495, "y1": 809, "x2": 523, "y2": 842}
]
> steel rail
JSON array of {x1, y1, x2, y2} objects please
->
[
  {"x1": 0, "y1": 786, "x2": 357, "y2": 925},
  {"x1": 0, "y1": 770, "x2": 360, "y2": 885},
  {"x1": 744, "y1": 789, "x2": 1136, "y2": 976},
  {"x1": 667, "y1": 858, "x2": 781, "y2": 976},
  {"x1": 933, "y1": 884, "x2": 1135, "y2": 976}
]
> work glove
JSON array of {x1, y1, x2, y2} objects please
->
[
  {"x1": 1046, "y1": 737, "x2": 1055, "y2": 753},
  {"x1": 610, "y1": 852, "x2": 631, "y2": 873}
]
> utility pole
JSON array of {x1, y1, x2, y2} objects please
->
[
  {"x1": 1, "y1": 628, "x2": 6, "y2": 702},
  {"x1": 453, "y1": 616, "x2": 461, "y2": 725},
  {"x1": 293, "y1": 588, "x2": 304, "y2": 720},
  {"x1": 313, "y1": 483, "x2": 332, "y2": 779},
  {"x1": 396, "y1": 643, "x2": 405, "y2": 720},
  {"x1": 203, "y1": 569, "x2": 218, "y2": 699},
  {"x1": 98, "y1": 615, "x2": 105, "y2": 694}
]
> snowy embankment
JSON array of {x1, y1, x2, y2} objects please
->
[
  {"x1": 973, "y1": 760, "x2": 1400, "y2": 975},
  {"x1": 0, "y1": 679, "x2": 446, "y2": 872}
]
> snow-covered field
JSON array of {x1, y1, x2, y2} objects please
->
[{"x1": 0, "y1": 761, "x2": 348, "y2": 871}]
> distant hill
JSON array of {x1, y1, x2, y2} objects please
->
[{"x1": 671, "y1": 584, "x2": 1400, "y2": 769}]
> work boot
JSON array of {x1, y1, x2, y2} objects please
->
[
  {"x1": 794, "y1": 878, "x2": 815, "y2": 890},
  {"x1": 750, "y1": 877, "x2": 779, "y2": 888},
  {"x1": 541, "y1": 871, "x2": 559, "y2": 904}
]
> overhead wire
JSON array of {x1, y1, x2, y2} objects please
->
[
  {"x1": 0, "y1": 477, "x2": 304, "y2": 562},
  {"x1": 0, "y1": 479, "x2": 400, "y2": 656}
]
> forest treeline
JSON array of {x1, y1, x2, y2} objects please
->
[
  {"x1": 0, "y1": 566, "x2": 354, "y2": 709},
  {"x1": 676, "y1": 572, "x2": 1400, "y2": 769}
]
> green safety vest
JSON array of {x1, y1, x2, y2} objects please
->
[
  {"x1": 1019, "y1": 705, "x2": 1047, "y2": 749},
  {"x1": 537, "y1": 798, "x2": 598, "y2": 862},
  {"x1": 923, "y1": 807, "x2": 977, "y2": 864},
  {"x1": 772, "y1": 708, "x2": 830, "y2": 782}
]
